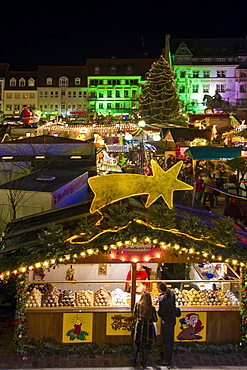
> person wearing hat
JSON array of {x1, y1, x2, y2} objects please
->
[{"x1": 156, "y1": 282, "x2": 176, "y2": 368}]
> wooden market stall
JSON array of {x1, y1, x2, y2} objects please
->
[{"x1": 25, "y1": 250, "x2": 241, "y2": 345}]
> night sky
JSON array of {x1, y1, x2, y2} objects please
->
[{"x1": 1, "y1": 0, "x2": 247, "y2": 71}]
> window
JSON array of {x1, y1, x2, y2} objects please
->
[
  {"x1": 179, "y1": 86, "x2": 185, "y2": 93},
  {"x1": 107, "y1": 103, "x2": 111, "y2": 109},
  {"x1": 116, "y1": 90, "x2": 120, "y2": 98},
  {"x1": 28, "y1": 78, "x2": 35, "y2": 87},
  {"x1": 46, "y1": 77, "x2": 52, "y2": 85},
  {"x1": 79, "y1": 91, "x2": 82, "y2": 98},
  {"x1": 59, "y1": 76, "x2": 69, "y2": 88},
  {"x1": 19, "y1": 78, "x2": 25, "y2": 87},
  {"x1": 75, "y1": 77, "x2": 81, "y2": 85},
  {"x1": 240, "y1": 85, "x2": 246, "y2": 93},
  {"x1": 14, "y1": 104, "x2": 20, "y2": 111},
  {"x1": 94, "y1": 65, "x2": 100, "y2": 74},
  {"x1": 124, "y1": 90, "x2": 129, "y2": 98},
  {"x1": 39, "y1": 91, "x2": 43, "y2": 98},
  {"x1": 180, "y1": 71, "x2": 186, "y2": 78},
  {"x1": 15, "y1": 93, "x2": 20, "y2": 99},
  {"x1": 6, "y1": 104, "x2": 12, "y2": 111},
  {"x1": 99, "y1": 92, "x2": 104, "y2": 98},
  {"x1": 110, "y1": 65, "x2": 116, "y2": 74},
  {"x1": 192, "y1": 85, "x2": 199, "y2": 93},
  {"x1": 68, "y1": 91, "x2": 72, "y2": 98},
  {"x1": 29, "y1": 93, "x2": 35, "y2": 99},
  {"x1": 203, "y1": 70, "x2": 210, "y2": 78},
  {"x1": 22, "y1": 93, "x2": 28, "y2": 99},
  {"x1": 240, "y1": 72, "x2": 247, "y2": 77},
  {"x1": 50, "y1": 91, "x2": 54, "y2": 97},
  {"x1": 116, "y1": 103, "x2": 120, "y2": 109},
  {"x1": 44, "y1": 91, "x2": 48, "y2": 98},
  {"x1": 73, "y1": 91, "x2": 76, "y2": 98},
  {"x1": 61, "y1": 89, "x2": 66, "y2": 97},
  {"x1": 90, "y1": 92, "x2": 96, "y2": 98},
  {"x1": 55, "y1": 91, "x2": 58, "y2": 98},
  {"x1": 127, "y1": 65, "x2": 132, "y2": 74},
  {"x1": 216, "y1": 84, "x2": 226, "y2": 92},
  {"x1": 132, "y1": 90, "x2": 137, "y2": 99},
  {"x1": 192, "y1": 71, "x2": 199, "y2": 78},
  {"x1": 10, "y1": 78, "x2": 16, "y2": 87},
  {"x1": 107, "y1": 90, "x2": 112, "y2": 98},
  {"x1": 203, "y1": 85, "x2": 210, "y2": 93},
  {"x1": 99, "y1": 103, "x2": 103, "y2": 109},
  {"x1": 217, "y1": 70, "x2": 226, "y2": 78},
  {"x1": 6, "y1": 93, "x2": 12, "y2": 99}
]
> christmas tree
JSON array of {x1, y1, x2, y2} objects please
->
[{"x1": 139, "y1": 55, "x2": 180, "y2": 125}]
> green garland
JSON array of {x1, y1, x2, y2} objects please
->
[
  {"x1": 13, "y1": 272, "x2": 28, "y2": 356},
  {"x1": 240, "y1": 267, "x2": 247, "y2": 350}
]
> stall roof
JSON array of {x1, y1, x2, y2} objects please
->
[{"x1": 185, "y1": 146, "x2": 242, "y2": 160}]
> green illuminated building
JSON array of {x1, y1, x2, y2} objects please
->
[{"x1": 86, "y1": 58, "x2": 155, "y2": 121}]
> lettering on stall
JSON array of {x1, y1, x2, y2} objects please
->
[{"x1": 111, "y1": 314, "x2": 135, "y2": 332}]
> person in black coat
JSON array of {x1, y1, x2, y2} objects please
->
[
  {"x1": 157, "y1": 282, "x2": 176, "y2": 368},
  {"x1": 131, "y1": 291, "x2": 157, "y2": 369}
]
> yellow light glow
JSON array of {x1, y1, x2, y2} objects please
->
[
  {"x1": 232, "y1": 259, "x2": 238, "y2": 265},
  {"x1": 65, "y1": 255, "x2": 70, "y2": 260},
  {"x1": 121, "y1": 258, "x2": 125, "y2": 262},
  {"x1": 80, "y1": 252, "x2": 86, "y2": 257},
  {"x1": 103, "y1": 245, "x2": 108, "y2": 250},
  {"x1": 132, "y1": 258, "x2": 138, "y2": 263},
  {"x1": 153, "y1": 239, "x2": 158, "y2": 244},
  {"x1": 59, "y1": 258, "x2": 63, "y2": 262},
  {"x1": 29, "y1": 266, "x2": 33, "y2": 270},
  {"x1": 88, "y1": 160, "x2": 193, "y2": 213},
  {"x1": 87, "y1": 249, "x2": 93, "y2": 255},
  {"x1": 21, "y1": 267, "x2": 26, "y2": 272},
  {"x1": 144, "y1": 257, "x2": 150, "y2": 262},
  {"x1": 43, "y1": 261, "x2": 49, "y2": 267},
  {"x1": 133, "y1": 238, "x2": 137, "y2": 243},
  {"x1": 73, "y1": 254, "x2": 78, "y2": 258},
  {"x1": 35, "y1": 263, "x2": 41, "y2": 268}
]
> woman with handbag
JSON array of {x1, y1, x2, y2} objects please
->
[{"x1": 131, "y1": 291, "x2": 157, "y2": 369}]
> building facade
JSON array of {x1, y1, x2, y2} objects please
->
[
  {"x1": 86, "y1": 58, "x2": 155, "y2": 121},
  {"x1": 166, "y1": 36, "x2": 247, "y2": 115}
]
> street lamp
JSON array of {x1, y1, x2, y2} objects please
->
[{"x1": 138, "y1": 120, "x2": 146, "y2": 173}]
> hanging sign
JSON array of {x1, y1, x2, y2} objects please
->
[{"x1": 110, "y1": 243, "x2": 163, "y2": 262}]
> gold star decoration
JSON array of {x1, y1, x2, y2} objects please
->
[{"x1": 88, "y1": 159, "x2": 193, "y2": 213}]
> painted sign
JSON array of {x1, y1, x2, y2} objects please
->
[
  {"x1": 52, "y1": 172, "x2": 88, "y2": 209},
  {"x1": 106, "y1": 312, "x2": 161, "y2": 336},
  {"x1": 174, "y1": 311, "x2": 207, "y2": 342},
  {"x1": 62, "y1": 312, "x2": 93, "y2": 343},
  {"x1": 110, "y1": 244, "x2": 163, "y2": 262}
]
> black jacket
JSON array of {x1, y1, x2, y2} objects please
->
[{"x1": 158, "y1": 293, "x2": 176, "y2": 326}]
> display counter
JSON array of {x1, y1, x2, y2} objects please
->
[{"x1": 25, "y1": 262, "x2": 241, "y2": 344}]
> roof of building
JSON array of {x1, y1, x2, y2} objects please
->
[
  {"x1": 0, "y1": 168, "x2": 89, "y2": 193},
  {"x1": 162, "y1": 128, "x2": 212, "y2": 142},
  {"x1": 0, "y1": 64, "x2": 9, "y2": 78},
  {"x1": 36, "y1": 66, "x2": 87, "y2": 87},
  {"x1": 5, "y1": 71, "x2": 38, "y2": 90},
  {"x1": 86, "y1": 58, "x2": 156, "y2": 78},
  {"x1": 170, "y1": 38, "x2": 247, "y2": 58}
]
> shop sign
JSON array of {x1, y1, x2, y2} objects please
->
[
  {"x1": 174, "y1": 311, "x2": 207, "y2": 342},
  {"x1": 110, "y1": 244, "x2": 164, "y2": 262},
  {"x1": 62, "y1": 312, "x2": 93, "y2": 343},
  {"x1": 106, "y1": 312, "x2": 161, "y2": 335}
]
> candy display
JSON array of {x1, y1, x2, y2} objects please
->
[
  {"x1": 26, "y1": 288, "x2": 42, "y2": 307},
  {"x1": 94, "y1": 287, "x2": 111, "y2": 306},
  {"x1": 76, "y1": 290, "x2": 94, "y2": 306},
  {"x1": 41, "y1": 286, "x2": 60, "y2": 307},
  {"x1": 26, "y1": 283, "x2": 240, "y2": 308},
  {"x1": 58, "y1": 290, "x2": 76, "y2": 307},
  {"x1": 111, "y1": 288, "x2": 127, "y2": 306}
]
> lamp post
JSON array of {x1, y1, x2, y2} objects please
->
[{"x1": 138, "y1": 120, "x2": 146, "y2": 173}]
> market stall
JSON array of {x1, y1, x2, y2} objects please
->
[{"x1": 24, "y1": 252, "x2": 241, "y2": 345}]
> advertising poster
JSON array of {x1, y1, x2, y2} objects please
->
[
  {"x1": 174, "y1": 311, "x2": 207, "y2": 342},
  {"x1": 62, "y1": 312, "x2": 93, "y2": 343},
  {"x1": 106, "y1": 312, "x2": 161, "y2": 336}
]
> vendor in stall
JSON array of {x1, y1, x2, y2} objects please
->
[{"x1": 125, "y1": 262, "x2": 149, "y2": 293}]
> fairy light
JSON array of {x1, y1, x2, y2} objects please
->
[
  {"x1": 50, "y1": 259, "x2": 56, "y2": 264},
  {"x1": 87, "y1": 249, "x2": 93, "y2": 255},
  {"x1": 103, "y1": 245, "x2": 108, "y2": 250},
  {"x1": 28, "y1": 266, "x2": 33, "y2": 270},
  {"x1": 35, "y1": 263, "x2": 41, "y2": 268},
  {"x1": 80, "y1": 252, "x2": 86, "y2": 257},
  {"x1": 20, "y1": 267, "x2": 26, "y2": 273},
  {"x1": 43, "y1": 261, "x2": 49, "y2": 267}
]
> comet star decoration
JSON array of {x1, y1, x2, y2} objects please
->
[{"x1": 88, "y1": 160, "x2": 193, "y2": 213}]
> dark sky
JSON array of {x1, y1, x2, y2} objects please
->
[{"x1": 1, "y1": 0, "x2": 247, "y2": 71}]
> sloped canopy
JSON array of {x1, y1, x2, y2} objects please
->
[{"x1": 185, "y1": 146, "x2": 242, "y2": 160}]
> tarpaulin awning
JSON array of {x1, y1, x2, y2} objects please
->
[{"x1": 185, "y1": 146, "x2": 242, "y2": 160}]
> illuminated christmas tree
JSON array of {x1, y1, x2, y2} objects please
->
[{"x1": 139, "y1": 55, "x2": 180, "y2": 125}]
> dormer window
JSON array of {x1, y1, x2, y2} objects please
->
[
  {"x1": 94, "y1": 65, "x2": 100, "y2": 74},
  {"x1": 75, "y1": 77, "x2": 81, "y2": 85},
  {"x1": 19, "y1": 78, "x2": 25, "y2": 87},
  {"x1": 59, "y1": 76, "x2": 69, "y2": 88},
  {"x1": 110, "y1": 65, "x2": 116, "y2": 74},
  {"x1": 127, "y1": 65, "x2": 132, "y2": 74},
  {"x1": 28, "y1": 77, "x2": 35, "y2": 87},
  {"x1": 46, "y1": 77, "x2": 52, "y2": 85},
  {"x1": 10, "y1": 78, "x2": 16, "y2": 87}
]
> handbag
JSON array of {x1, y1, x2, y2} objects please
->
[{"x1": 175, "y1": 306, "x2": 181, "y2": 317}]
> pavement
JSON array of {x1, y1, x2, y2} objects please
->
[{"x1": 0, "y1": 307, "x2": 247, "y2": 369}]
